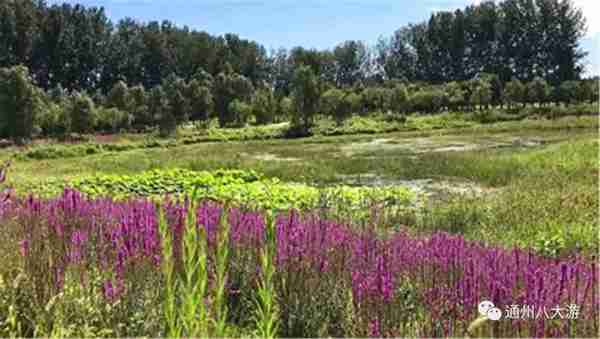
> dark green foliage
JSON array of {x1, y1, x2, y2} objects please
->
[
  {"x1": 333, "y1": 40, "x2": 368, "y2": 87},
  {"x1": 470, "y1": 78, "x2": 492, "y2": 109},
  {"x1": 68, "y1": 92, "x2": 96, "y2": 134},
  {"x1": 214, "y1": 70, "x2": 254, "y2": 127},
  {"x1": 409, "y1": 89, "x2": 445, "y2": 113},
  {"x1": 252, "y1": 88, "x2": 277, "y2": 125},
  {"x1": 0, "y1": 0, "x2": 593, "y2": 138},
  {"x1": 556, "y1": 80, "x2": 580, "y2": 105},
  {"x1": 360, "y1": 87, "x2": 390, "y2": 114},
  {"x1": 389, "y1": 84, "x2": 409, "y2": 113},
  {"x1": 106, "y1": 81, "x2": 131, "y2": 112},
  {"x1": 187, "y1": 80, "x2": 213, "y2": 122},
  {"x1": 163, "y1": 74, "x2": 190, "y2": 124},
  {"x1": 0, "y1": 65, "x2": 41, "y2": 142},
  {"x1": 504, "y1": 79, "x2": 526, "y2": 108},
  {"x1": 321, "y1": 89, "x2": 347, "y2": 124},
  {"x1": 228, "y1": 99, "x2": 252, "y2": 127},
  {"x1": 445, "y1": 81, "x2": 468, "y2": 111},
  {"x1": 148, "y1": 86, "x2": 174, "y2": 137},
  {"x1": 527, "y1": 77, "x2": 551, "y2": 105},
  {"x1": 128, "y1": 85, "x2": 149, "y2": 127},
  {"x1": 291, "y1": 66, "x2": 321, "y2": 133},
  {"x1": 96, "y1": 107, "x2": 129, "y2": 133},
  {"x1": 0, "y1": 0, "x2": 588, "y2": 95},
  {"x1": 377, "y1": 0, "x2": 586, "y2": 83}
]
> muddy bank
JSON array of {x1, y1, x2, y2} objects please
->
[
  {"x1": 341, "y1": 134, "x2": 555, "y2": 157},
  {"x1": 335, "y1": 173, "x2": 496, "y2": 200}
]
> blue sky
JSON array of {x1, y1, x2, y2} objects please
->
[{"x1": 48, "y1": 0, "x2": 598, "y2": 76}]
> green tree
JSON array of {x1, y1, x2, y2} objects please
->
[
  {"x1": 390, "y1": 84, "x2": 409, "y2": 113},
  {"x1": 333, "y1": 40, "x2": 368, "y2": 87},
  {"x1": 278, "y1": 97, "x2": 294, "y2": 122},
  {"x1": 470, "y1": 79, "x2": 492, "y2": 110},
  {"x1": 251, "y1": 88, "x2": 277, "y2": 125},
  {"x1": 445, "y1": 81, "x2": 467, "y2": 111},
  {"x1": 589, "y1": 80, "x2": 599, "y2": 103},
  {"x1": 129, "y1": 85, "x2": 149, "y2": 127},
  {"x1": 504, "y1": 79, "x2": 526, "y2": 108},
  {"x1": 0, "y1": 65, "x2": 42, "y2": 142},
  {"x1": 163, "y1": 74, "x2": 190, "y2": 124},
  {"x1": 228, "y1": 99, "x2": 252, "y2": 126},
  {"x1": 527, "y1": 77, "x2": 551, "y2": 106},
  {"x1": 107, "y1": 80, "x2": 132, "y2": 112},
  {"x1": 68, "y1": 92, "x2": 96, "y2": 134},
  {"x1": 556, "y1": 80, "x2": 579, "y2": 106},
  {"x1": 573, "y1": 80, "x2": 595, "y2": 103},
  {"x1": 409, "y1": 89, "x2": 445, "y2": 113},
  {"x1": 360, "y1": 87, "x2": 391, "y2": 113},
  {"x1": 213, "y1": 70, "x2": 254, "y2": 127},
  {"x1": 375, "y1": 27, "x2": 418, "y2": 81},
  {"x1": 149, "y1": 85, "x2": 173, "y2": 136},
  {"x1": 187, "y1": 79, "x2": 213, "y2": 122},
  {"x1": 345, "y1": 92, "x2": 361, "y2": 115},
  {"x1": 321, "y1": 88, "x2": 351, "y2": 125},
  {"x1": 290, "y1": 65, "x2": 321, "y2": 132},
  {"x1": 96, "y1": 107, "x2": 129, "y2": 133}
]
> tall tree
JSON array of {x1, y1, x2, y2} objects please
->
[
  {"x1": 0, "y1": 65, "x2": 43, "y2": 142},
  {"x1": 333, "y1": 40, "x2": 368, "y2": 87},
  {"x1": 291, "y1": 65, "x2": 321, "y2": 132},
  {"x1": 376, "y1": 27, "x2": 418, "y2": 81},
  {"x1": 213, "y1": 68, "x2": 254, "y2": 127}
]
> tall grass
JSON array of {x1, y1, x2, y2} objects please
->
[
  {"x1": 181, "y1": 201, "x2": 209, "y2": 337},
  {"x1": 158, "y1": 200, "x2": 212, "y2": 337},
  {"x1": 158, "y1": 206, "x2": 180, "y2": 337},
  {"x1": 253, "y1": 211, "x2": 279, "y2": 338},
  {"x1": 213, "y1": 206, "x2": 230, "y2": 337}
]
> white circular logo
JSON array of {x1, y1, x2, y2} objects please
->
[
  {"x1": 486, "y1": 307, "x2": 502, "y2": 321},
  {"x1": 478, "y1": 300, "x2": 495, "y2": 317}
]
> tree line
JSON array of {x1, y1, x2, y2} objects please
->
[
  {"x1": 1, "y1": 64, "x2": 596, "y2": 142},
  {"x1": 0, "y1": 0, "x2": 589, "y2": 90},
  {"x1": 0, "y1": 0, "x2": 596, "y2": 142}
]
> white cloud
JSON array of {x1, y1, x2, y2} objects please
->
[{"x1": 571, "y1": 0, "x2": 600, "y2": 36}]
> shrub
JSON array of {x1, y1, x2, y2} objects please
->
[
  {"x1": 527, "y1": 77, "x2": 551, "y2": 105},
  {"x1": 389, "y1": 84, "x2": 409, "y2": 113},
  {"x1": 409, "y1": 89, "x2": 444, "y2": 113},
  {"x1": 504, "y1": 78, "x2": 526, "y2": 108},
  {"x1": 129, "y1": 85, "x2": 150, "y2": 127},
  {"x1": 228, "y1": 99, "x2": 253, "y2": 127},
  {"x1": 68, "y1": 92, "x2": 96, "y2": 134},
  {"x1": 106, "y1": 81, "x2": 131, "y2": 112},
  {"x1": 321, "y1": 89, "x2": 350, "y2": 125},
  {"x1": 96, "y1": 107, "x2": 130, "y2": 133}
]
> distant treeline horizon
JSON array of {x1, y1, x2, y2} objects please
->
[{"x1": 0, "y1": 0, "x2": 593, "y2": 95}]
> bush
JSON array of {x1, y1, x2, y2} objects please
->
[
  {"x1": 228, "y1": 99, "x2": 253, "y2": 127},
  {"x1": 321, "y1": 89, "x2": 352, "y2": 125},
  {"x1": 409, "y1": 89, "x2": 444, "y2": 113},
  {"x1": 250, "y1": 88, "x2": 276, "y2": 125},
  {"x1": 96, "y1": 107, "x2": 130, "y2": 133},
  {"x1": 68, "y1": 92, "x2": 96, "y2": 134}
]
